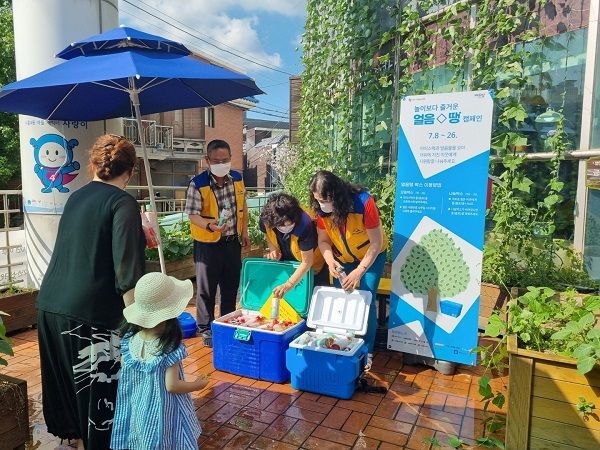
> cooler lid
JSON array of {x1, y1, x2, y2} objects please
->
[
  {"x1": 307, "y1": 286, "x2": 372, "y2": 335},
  {"x1": 240, "y1": 258, "x2": 313, "y2": 317}
]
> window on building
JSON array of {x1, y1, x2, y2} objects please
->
[
  {"x1": 205, "y1": 107, "x2": 215, "y2": 128},
  {"x1": 488, "y1": 159, "x2": 579, "y2": 241},
  {"x1": 495, "y1": 28, "x2": 588, "y2": 154},
  {"x1": 590, "y1": 29, "x2": 600, "y2": 148},
  {"x1": 585, "y1": 189, "x2": 600, "y2": 279},
  {"x1": 151, "y1": 160, "x2": 198, "y2": 194}
]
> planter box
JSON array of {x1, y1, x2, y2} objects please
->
[
  {"x1": 0, "y1": 374, "x2": 28, "y2": 450},
  {"x1": 0, "y1": 290, "x2": 38, "y2": 333},
  {"x1": 145, "y1": 255, "x2": 195, "y2": 280},
  {"x1": 506, "y1": 334, "x2": 600, "y2": 449},
  {"x1": 479, "y1": 283, "x2": 509, "y2": 331}
]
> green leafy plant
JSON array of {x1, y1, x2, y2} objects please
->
[
  {"x1": 0, "y1": 285, "x2": 35, "y2": 298},
  {"x1": 247, "y1": 208, "x2": 266, "y2": 248},
  {"x1": 447, "y1": 436, "x2": 466, "y2": 448},
  {"x1": 0, "y1": 0, "x2": 20, "y2": 188},
  {"x1": 485, "y1": 287, "x2": 600, "y2": 375},
  {"x1": 145, "y1": 220, "x2": 193, "y2": 261},
  {"x1": 0, "y1": 311, "x2": 13, "y2": 366},
  {"x1": 423, "y1": 437, "x2": 441, "y2": 447},
  {"x1": 576, "y1": 397, "x2": 596, "y2": 420}
]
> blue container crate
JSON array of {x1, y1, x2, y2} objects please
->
[
  {"x1": 178, "y1": 311, "x2": 196, "y2": 339},
  {"x1": 213, "y1": 318, "x2": 305, "y2": 383},
  {"x1": 286, "y1": 344, "x2": 369, "y2": 399}
]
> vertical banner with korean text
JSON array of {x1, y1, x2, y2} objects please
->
[{"x1": 388, "y1": 90, "x2": 494, "y2": 365}]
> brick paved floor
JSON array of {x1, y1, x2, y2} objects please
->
[{"x1": 2, "y1": 321, "x2": 507, "y2": 450}]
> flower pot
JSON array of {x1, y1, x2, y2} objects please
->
[
  {"x1": 145, "y1": 255, "x2": 195, "y2": 280},
  {"x1": 505, "y1": 334, "x2": 600, "y2": 449},
  {"x1": 0, "y1": 374, "x2": 28, "y2": 450},
  {"x1": 0, "y1": 290, "x2": 38, "y2": 333}
]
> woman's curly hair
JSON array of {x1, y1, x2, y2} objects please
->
[
  {"x1": 309, "y1": 170, "x2": 365, "y2": 228},
  {"x1": 89, "y1": 134, "x2": 136, "y2": 181},
  {"x1": 260, "y1": 193, "x2": 303, "y2": 229}
]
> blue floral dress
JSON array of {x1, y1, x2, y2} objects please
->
[{"x1": 110, "y1": 335, "x2": 201, "y2": 449}]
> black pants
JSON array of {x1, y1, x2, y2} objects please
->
[
  {"x1": 194, "y1": 238, "x2": 242, "y2": 326},
  {"x1": 37, "y1": 310, "x2": 120, "y2": 450}
]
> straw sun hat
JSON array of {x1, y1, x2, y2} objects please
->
[{"x1": 123, "y1": 272, "x2": 193, "y2": 329}]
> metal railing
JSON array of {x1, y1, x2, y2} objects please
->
[
  {"x1": 122, "y1": 118, "x2": 174, "y2": 151},
  {"x1": 0, "y1": 190, "x2": 25, "y2": 288},
  {"x1": 127, "y1": 185, "x2": 279, "y2": 216}
]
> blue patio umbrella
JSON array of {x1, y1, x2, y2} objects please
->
[{"x1": 0, "y1": 26, "x2": 263, "y2": 273}]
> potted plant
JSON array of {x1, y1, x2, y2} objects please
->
[
  {"x1": 145, "y1": 219, "x2": 195, "y2": 280},
  {"x1": 484, "y1": 287, "x2": 600, "y2": 449},
  {"x1": 0, "y1": 311, "x2": 29, "y2": 448},
  {"x1": 0, "y1": 285, "x2": 38, "y2": 333}
]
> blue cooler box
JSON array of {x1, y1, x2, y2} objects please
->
[
  {"x1": 212, "y1": 258, "x2": 311, "y2": 383},
  {"x1": 286, "y1": 286, "x2": 372, "y2": 399}
]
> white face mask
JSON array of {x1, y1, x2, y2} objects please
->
[
  {"x1": 318, "y1": 201, "x2": 334, "y2": 213},
  {"x1": 276, "y1": 223, "x2": 295, "y2": 234},
  {"x1": 210, "y1": 162, "x2": 231, "y2": 177}
]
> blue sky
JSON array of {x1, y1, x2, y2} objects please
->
[{"x1": 119, "y1": 0, "x2": 306, "y2": 125}]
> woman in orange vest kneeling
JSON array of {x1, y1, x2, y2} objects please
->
[
  {"x1": 260, "y1": 193, "x2": 328, "y2": 298},
  {"x1": 309, "y1": 170, "x2": 388, "y2": 357}
]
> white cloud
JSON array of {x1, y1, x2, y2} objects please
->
[
  {"x1": 235, "y1": 0, "x2": 306, "y2": 17},
  {"x1": 119, "y1": 0, "x2": 303, "y2": 72}
]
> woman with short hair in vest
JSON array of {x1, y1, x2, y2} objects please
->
[
  {"x1": 184, "y1": 139, "x2": 249, "y2": 343},
  {"x1": 309, "y1": 170, "x2": 388, "y2": 363},
  {"x1": 259, "y1": 193, "x2": 329, "y2": 297}
]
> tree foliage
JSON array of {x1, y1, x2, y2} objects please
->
[{"x1": 0, "y1": 0, "x2": 19, "y2": 188}]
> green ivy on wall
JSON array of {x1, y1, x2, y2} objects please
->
[{"x1": 287, "y1": 0, "x2": 591, "y2": 290}]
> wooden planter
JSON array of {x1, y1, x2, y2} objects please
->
[
  {"x1": 506, "y1": 334, "x2": 600, "y2": 449},
  {"x1": 479, "y1": 283, "x2": 509, "y2": 331},
  {"x1": 145, "y1": 255, "x2": 195, "y2": 280},
  {"x1": 0, "y1": 374, "x2": 28, "y2": 450},
  {"x1": 0, "y1": 290, "x2": 38, "y2": 334}
]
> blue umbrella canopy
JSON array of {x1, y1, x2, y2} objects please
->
[
  {"x1": 0, "y1": 48, "x2": 263, "y2": 120},
  {"x1": 56, "y1": 26, "x2": 191, "y2": 59}
]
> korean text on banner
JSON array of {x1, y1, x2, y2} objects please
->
[{"x1": 388, "y1": 90, "x2": 494, "y2": 365}]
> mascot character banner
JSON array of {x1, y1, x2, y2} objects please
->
[
  {"x1": 20, "y1": 120, "x2": 105, "y2": 214},
  {"x1": 388, "y1": 90, "x2": 493, "y2": 365}
]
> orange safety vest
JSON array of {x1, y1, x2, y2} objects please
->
[
  {"x1": 264, "y1": 211, "x2": 325, "y2": 272},
  {"x1": 318, "y1": 191, "x2": 388, "y2": 263},
  {"x1": 189, "y1": 170, "x2": 245, "y2": 243}
]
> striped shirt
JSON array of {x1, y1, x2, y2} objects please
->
[
  {"x1": 184, "y1": 171, "x2": 237, "y2": 236},
  {"x1": 110, "y1": 335, "x2": 201, "y2": 450}
]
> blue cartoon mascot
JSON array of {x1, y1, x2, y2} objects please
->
[{"x1": 30, "y1": 134, "x2": 80, "y2": 193}]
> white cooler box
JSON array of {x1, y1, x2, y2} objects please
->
[{"x1": 286, "y1": 286, "x2": 372, "y2": 399}]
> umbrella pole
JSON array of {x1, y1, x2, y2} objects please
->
[{"x1": 129, "y1": 80, "x2": 166, "y2": 274}]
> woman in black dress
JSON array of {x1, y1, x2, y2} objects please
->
[{"x1": 36, "y1": 134, "x2": 146, "y2": 450}]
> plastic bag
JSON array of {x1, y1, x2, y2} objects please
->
[{"x1": 141, "y1": 211, "x2": 160, "y2": 249}]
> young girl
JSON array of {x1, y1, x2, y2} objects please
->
[{"x1": 111, "y1": 272, "x2": 209, "y2": 450}]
